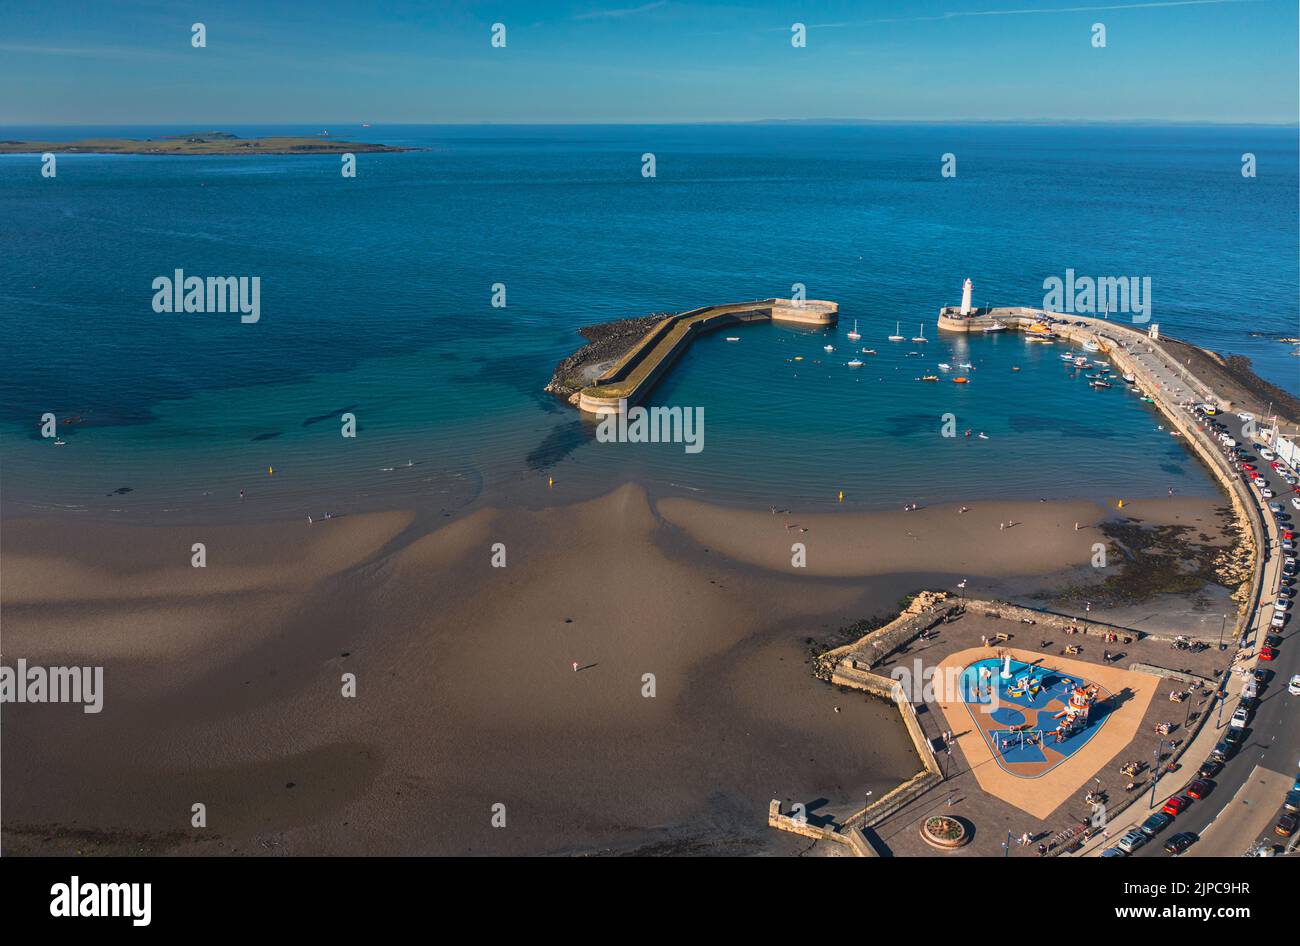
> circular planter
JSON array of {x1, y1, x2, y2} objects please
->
[{"x1": 920, "y1": 815, "x2": 970, "y2": 850}]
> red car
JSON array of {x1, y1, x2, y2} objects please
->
[
  {"x1": 1284, "y1": 531, "x2": 1296, "y2": 541},
  {"x1": 1260, "y1": 646, "x2": 1277, "y2": 661},
  {"x1": 1185, "y1": 779, "x2": 1213, "y2": 799},
  {"x1": 1272, "y1": 461, "x2": 1283, "y2": 470},
  {"x1": 1162, "y1": 795, "x2": 1190, "y2": 816},
  {"x1": 1242, "y1": 464, "x2": 1257, "y2": 471}
]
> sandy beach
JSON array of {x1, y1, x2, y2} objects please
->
[{"x1": 1, "y1": 485, "x2": 1231, "y2": 855}]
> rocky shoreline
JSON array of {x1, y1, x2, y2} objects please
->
[{"x1": 543, "y1": 314, "x2": 664, "y2": 405}]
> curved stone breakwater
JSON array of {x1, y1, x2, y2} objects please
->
[{"x1": 565, "y1": 298, "x2": 837, "y2": 415}]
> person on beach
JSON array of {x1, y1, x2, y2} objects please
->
[
  {"x1": 999, "y1": 522, "x2": 1005, "y2": 531},
  {"x1": 1074, "y1": 522, "x2": 1080, "y2": 530},
  {"x1": 572, "y1": 661, "x2": 579, "y2": 672},
  {"x1": 239, "y1": 488, "x2": 245, "y2": 501},
  {"x1": 307, "y1": 515, "x2": 313, "y2": 524}
]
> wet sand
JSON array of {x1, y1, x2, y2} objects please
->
[{"x1": 0, "y1": 486, "x2": 1228, "y2": 855}]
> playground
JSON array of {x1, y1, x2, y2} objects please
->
[
  {"x1": 961, "y1": 655, "x2": 1113, "y2": 779},
  {"x1": 932, "y1": 646, "x2": 1159, "y2": 819}
]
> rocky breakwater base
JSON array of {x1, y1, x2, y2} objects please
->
[{"x1": 544, "y1": 315, "x2": 665, "y2": 407}]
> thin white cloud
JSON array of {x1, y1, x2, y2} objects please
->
[
  {"x1": 575, "y1": 1, "x2": 668, "y2": 21},
  {"x1": 785, "y1": 0, "x2": 1266, "y2": 29}
]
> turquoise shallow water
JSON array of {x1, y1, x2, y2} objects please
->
[{"x1": 0, "y1": 123, "x2": 1294, "y2": 518}]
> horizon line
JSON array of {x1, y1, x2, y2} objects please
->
[{"x1": 4, "y1": 118, "x2": 1298, "y2": 128}]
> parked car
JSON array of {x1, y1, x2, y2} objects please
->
[
  {"x1": 1275, "y1": 813, "x2": 1297, "y2": 837},
  {"x1": 1266, "y1": 634, "x2": 1284, "y2": 647},
  {"x1": 1185, "y1": 779, "x2": 1213, "y2": 800},
  {"x1": 1140, "y1": 812, "x2": 1174, "y2": 836},
  {"x1": 1224, "y1": 728, "x2": 1246, "y2": 747},
  {"x1": 1288, "y1": 674, "x2": 1300, "y2": 696},
  {"x1": 1198, "y1": 759, "x2": 1222, "y2": 779},
  {"x1": 1117, "y1": 829, "x2": 1148, "y2": 853},
  {"x1": 1230, "y1": 706, "x2": 1250, "y2": 728},
  {"x1": 1285, "y1": 790, "x2": 1300, "y2": 813},
  {"x1": 1100, "y1": 846, "x2": 1127, "y2": 857},
  {"x1": 1210, "y1": 741, "x2": 1234, "y2": 763},
  {"x1": 1164, "y1": 831, "x2": 1197, "y2": 855},
  {"x1": 1272, "y1": 599, "x2": 1290, "y2": 612},
  {"x1": 1271, "y1": 613, "x2": 1287, "y2": 628},
  {"x1": 1162, "y1": 794, "x2": 1190, "y2": 816},
  {"x1": 1260, "y1": 646, "x2": 1278, "y2": 661}
]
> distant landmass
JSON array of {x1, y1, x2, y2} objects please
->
[{"x1": 0, "y1": 132, "x2": 413, "y2": 155}]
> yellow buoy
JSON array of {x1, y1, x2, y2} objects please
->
[
  {"x1": 838, "y1": 490, "x2": 844, "y2": 503},
  {"x1": 547, "y1": 476, "x2": 554, "y2": 489},
  {"x1": 268, "y1": 466, "x2": 273, "y2": 475}
]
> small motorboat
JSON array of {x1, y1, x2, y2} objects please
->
[
  {"x1": 725, "y1": 336, "x2": 740, "y2": 342},
  {"x1": 977, "y1": 432, "x2": 989, "y2": 439},
  {"x1": 918, "y1": 375, "x2": 939, "y2": 382},
  {"x1": 938, "y1": 363, "x2": 952, "y2": 371},
  {"x1": 1122, "y1": 373, "x2": 1136, "y2": 384},
  {"x1": 824, "y1": 344, "x2": 835, "y2": 352},
  {"x1": 1082, "y1": 339, "x2": 1101, "y2": 352},
  {"x1": 907, "y1": 351, "x2": 921, "y2": 357},
  {"x1": 1059, "y1": 353, "x2": 1075, "y2": 360},
  {"x1": 53, "y1": 437, "x2": 66, "y2": 446},
  {"x1": 958, "y1": 362, "x2": 973, "y2": 370},
  {"x1": 983, "y1": 321, "x2": 1006, "y2": 333},
  {"x1": 889, "y1": 321, "x2": 905, "y2": 342},
  {"x1": 953, "y1": 377, "x2": 970, "y2": 384},
  {"x1": 794, "y1": 356, "x2": 804, "y2": 361},
  {"x1": 848, "y1": 359, "x2": 864, "y2": 368},
  {"x1": 1091, "y1": 380, "x2": 1112, "y2": 388},
  {"x1": 847, "y1": 320, "x2": 861, "y2": 341},
  {"x1": 1011, "y1": 366, "x2": 1021, "y2": 372},
  {"x1": 861, "y1": 348, "x2": 876, "y2": 355}
]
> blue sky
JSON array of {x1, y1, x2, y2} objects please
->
[{"x1": 2, "y1": 0, "x2": 1296, "y2": 124}]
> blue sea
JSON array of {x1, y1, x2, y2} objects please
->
[{"x1": 1, "y1": 123, "x2": 1296, "y2": 519}]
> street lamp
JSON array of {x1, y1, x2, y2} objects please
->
[
  {"x1": 1150, "y1": 739, "x2": 1164, "y2": 809},
  {"x1": 1218, "y1": 613, "x2": 1227, "y2": 651}
]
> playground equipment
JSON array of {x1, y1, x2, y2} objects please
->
[{"x1": 1048, "y1": 681, "x2": 1099, "y2": 742}]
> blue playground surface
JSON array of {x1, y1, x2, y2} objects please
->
[{"x1": 959, "y1": 657, "x2": 1113, "y2": 778}]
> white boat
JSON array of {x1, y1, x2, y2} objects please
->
[
  {"x1": 861, "y1": 348, "x2": 877, "y2": 355},
  {"x1": 911, "y1": 324, "x2": 928, "y2": 343},
  {"x1": 824, "y1": 344, "x2": 835, "y2": 352},
  {"x1": 958, "y1": 362, "x2": 973, "y2": 370},
  {"x1": 53, "y1": 437, "x2": 66, "y2": 446},
  {"x1": 938, "y1": 363, "x2": 952, "y2": 371},
  {"x1": 983, "y1": 321, "x2": 1006, "y2": 333},
  {"x1": 1122, "y1": 373, "x2": 1136, "y2": 384},
  {"x1": 1059, "y1": 353, "x2": 1075, "y2": 361},
  {"x1": 725, "y1": 336, "x2": 740, "y2": 342},
  {"x1": 847, "y1": 359, "x2": 864, "y2": 367},
  {"x1": 1082, "y1": 339, "x2": 1100, "y2": 352},
  {"x1": 888, "y1": 321, "x2": 905, "y2": 342},
  {"x1": 847, "y1": 320, "x2": 861, "y2": 341},
  {"x1": 977, "y1": 432, "x2": 989, "y2": 440}
]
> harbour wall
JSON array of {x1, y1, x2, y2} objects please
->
[{"x1": 577, "y1": 298, "x2": 837, "y2": 414}]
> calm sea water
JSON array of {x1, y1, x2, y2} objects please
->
[{"x1": 1, "y1": 124, "x2": 1295, "y2": 518}]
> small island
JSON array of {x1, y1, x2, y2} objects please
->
[{"x1": 0, "y1": 130, "x2": 413, "y2": 155}]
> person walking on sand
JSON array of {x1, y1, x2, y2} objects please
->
[
  {"x1": 1000, "y1": 521, "x2": 1005, "y2": 531},
  {"x1": 239, "y1": 488, "x2": 245, "y2": 501},
  {"x1": 307, "y1": 515, "x2": 313, "y2": 524},
  {"x1": 572, "y1": 661, "x2": 579, "y2": 673},
  {"x1": 1074, "y1": 521, "x2": 1080, "y2": 531}
]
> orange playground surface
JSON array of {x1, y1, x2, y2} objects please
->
[{"x1": 933, "y1": 646, "x2": 1160, "y2": 820}]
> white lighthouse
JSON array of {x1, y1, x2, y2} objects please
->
[{"x1": 960, "y1": 278, "x2": 974, "y2": 316}]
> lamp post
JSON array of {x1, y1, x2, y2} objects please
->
[
  {"x1": 1150, "y1": 739, "x2": 1164, "y2": 810},
  {"x1": 1004, "y1": 830, "x2": 1012, "y2": 858},
  {"x1": 1218, "y1": 613, "x2": 1227, "y2": 651}
]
